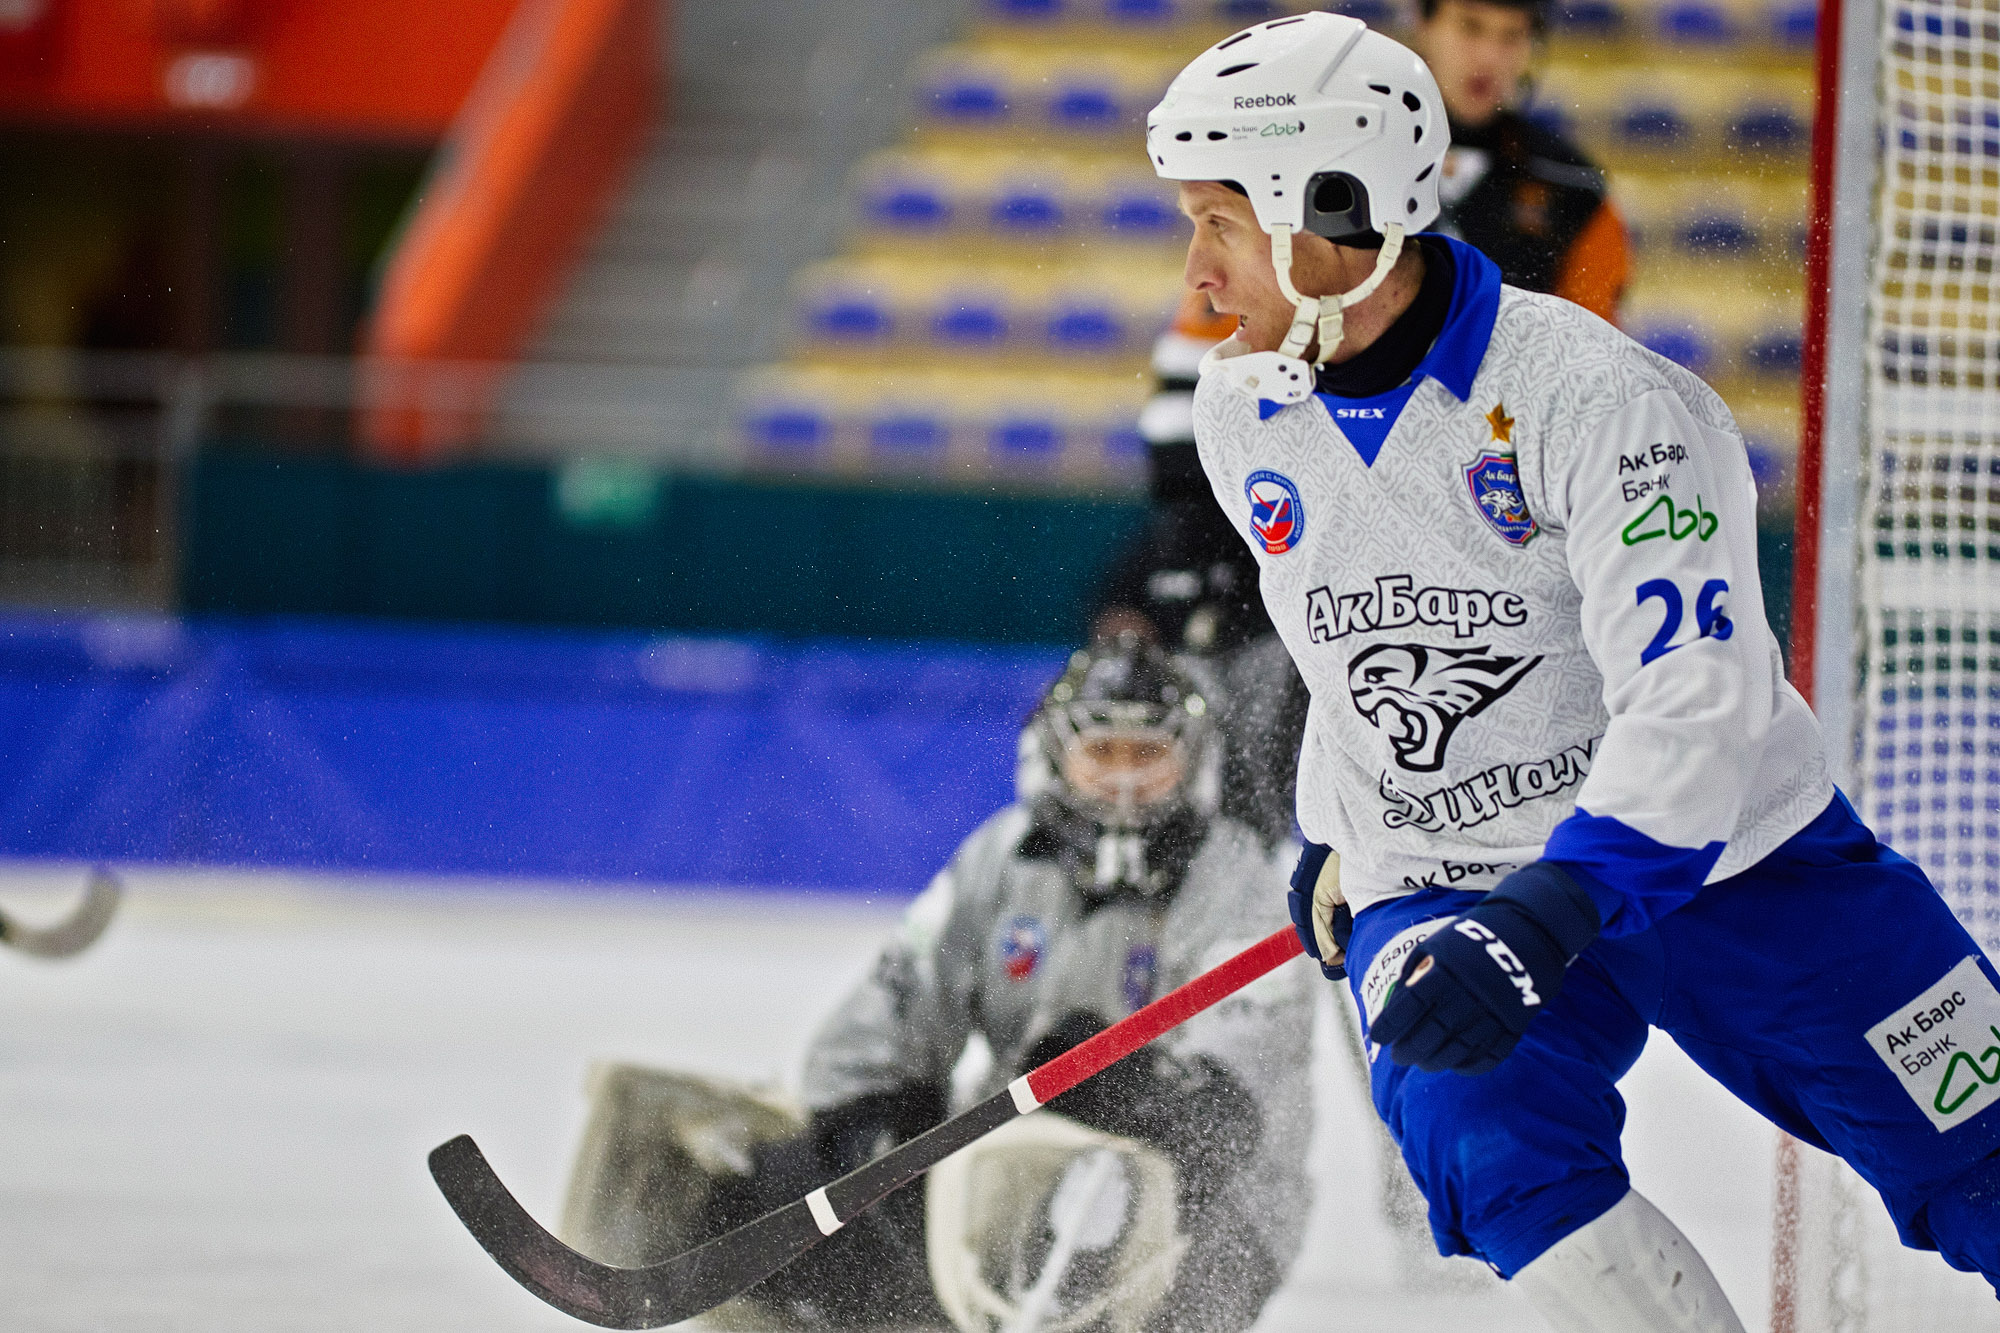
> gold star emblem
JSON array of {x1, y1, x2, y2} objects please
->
[{"x1": 1487, "y1": 402, "x2": 1514, "y2": 444}]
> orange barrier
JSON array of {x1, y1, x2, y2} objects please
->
[
  {"x1": 360, "y1": 0, "x2": 661, "y2": 460},
  {"x1": 0, "y1": 0, "x2": 520, "y2": 140}
]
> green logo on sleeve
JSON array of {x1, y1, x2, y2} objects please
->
[
  {"x1": 1935, "y1": 1026, "x2": 2000, "y2": 1115},
  {"x1": 1621, "y1": 493, "x2": 1718, "y2": 545}
]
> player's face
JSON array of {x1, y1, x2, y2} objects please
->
[
  {"x1": 1414, "y1": 0, "x2": 1536, "y2": 129},
  {"x1": 1178, "y1": 183, "x2": 1311, "y2": 354},
  {"x1": 1177, "y1": 183, "x2": 1381, "y2": 357},
  {"x1": 1063, "y1": 730, "x2": 1185, "y2": 814}
]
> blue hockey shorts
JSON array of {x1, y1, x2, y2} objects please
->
[{"x1": 1345, "y1": 792, "x2": 2000, "y2": 1281}]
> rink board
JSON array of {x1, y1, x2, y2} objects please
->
[{"x1": 0, "y1": 613, "x2": 1062, "y2": 891}]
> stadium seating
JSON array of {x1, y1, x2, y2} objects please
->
[{"x1": 738, "y1": 0, "x2": 1813, "y2": 499}]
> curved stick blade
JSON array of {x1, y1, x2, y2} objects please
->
[
  {"x1": 0, "y1": 867, "x2": 123, "y2": 959},
  {"x1": 429, "y1": 1135, "x2": 824, "y2": 1329}
]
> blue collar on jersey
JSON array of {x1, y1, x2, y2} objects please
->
[{"x1": 1256, "y1": 235, "x2": 1503, "y2": 468}]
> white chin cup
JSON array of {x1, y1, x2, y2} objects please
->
[
  {"x1": 1512, "y1": 1189, "x2": 1747, "y2": 1333},
  {"x1": 1198, "y1": 344, "x2": 1314, "y2": 405},
  {"x1": 1272, "y1": 221, "x2": 1408, "y2": 367}
]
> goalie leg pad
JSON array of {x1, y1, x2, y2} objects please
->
[
  {"x1": 558, "y1": 1063, "x2": 804, "y2": 1268},
  {"x1": 1512, "y1": 1189, "x2": 1745, "y2": 1333},
  {"x1": 925, "y1": 1112, "x2": 1188, "y2": 1333}
]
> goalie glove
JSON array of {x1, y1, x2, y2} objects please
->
[
  {"x1": 1023, "y1": 1015, "x2": 1260, "y2": 1219},
  {"x1": 1287, "y1": 841, "x2": 1352, "y2": 979},
  {"x1": 1367, "y1": 863, "x2": 1602, "y2": 1075}
]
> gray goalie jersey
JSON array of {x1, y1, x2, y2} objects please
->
[
  {"x1": 1193, "y1": 236, "x2": 1832, "y2": 929},
  {"x1": 800, "y1": 804, "x2": 1313, "y2": 1268}
]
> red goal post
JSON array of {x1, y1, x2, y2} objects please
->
[{"x1": 1781, "y1": 0, "x2": 2000, "y2": 1325}]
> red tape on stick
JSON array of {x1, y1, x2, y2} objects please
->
[{"x1": 1024, "y1": 927, "x2": 1305, "y2": 1104}]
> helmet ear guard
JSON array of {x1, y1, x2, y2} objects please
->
[{"x1": 1304, "y1": 172, "x2": 1375, "y2": 245}]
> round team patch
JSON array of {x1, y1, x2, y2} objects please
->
[
  {"x1": 1001, "y1": 916, "x2": 1046, "y2": 982},
  {"x1": 1245, "y1": 469, "x2": 1305, "y2": 554}
]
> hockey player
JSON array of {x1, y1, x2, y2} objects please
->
[
  {"x1": 562, "y1": 637, "x2": 1313, "y2": 1331},
  {"x1": 1412, "y1": 0, "x2": 1630, "y2": 321},
  {"x1": 1145, "y1": 14, "x2": 2000, "y2": 1329}
]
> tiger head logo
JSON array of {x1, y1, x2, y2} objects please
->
[{"x1": 1348, "y1": 643, "x2": 1542, "y2": 772}]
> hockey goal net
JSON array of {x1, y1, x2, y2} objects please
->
[{"x1": 1782, "y1": 0, "x2": 2000, "y2": 1324}]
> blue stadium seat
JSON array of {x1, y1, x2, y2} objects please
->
[
  {"x1": 870, "y1": 413, "x2": 951, "y2": 455},
  {"x1": 803, "y1": 291, "x2": 894, "y2": 343},
  {"x1": 861, "y1": 178, "x2": 954, "y2": 231},
  {"x1": 990, "y1": 184, "x2": 1068, "y2": 233},
  {"x1": 1617, "y1": 100, "x2": 1694, "y2": 149},
  {"x1": 932, "y1": 296, "x2": 1012, "y2": 348},
  {"x1": 1551, "y1": 0, "x2": 1629, "y2": 38},
  {"x1": 1045, "y1": 302, "x2": 1130, "y2": 352},
  {"x1": 986, "y1": 0, "x2": 1067, "y2": 20},
  {"x1": 1104, "y1": 0, "x2": 1184, "y2": 23},
  {"x1": 1634, "y1": 322, "x2": 1714, "y2": 376},
  {"x1": 1768, "y1": 0, "x2": 1816, "y2": 46},
  {"x1": 1216, "y1": 0, "x2": 1285, "y2": 18},
  {"x1": 1680, "y1": 210, "x2": 1758, "y2": 255},
  {"x1": 991, "y1": 416, "x2": 1065, "y2": 461},
  {"x1": 745, "y1": 406, "x2": 831, "y2": 455},
  {"x1": 1729, "y1": 102, "x2": 1808, "y2": 153},
  {"x1": 1048, "y1": 80, "x2": 1126, "y2": 131},
  {"x1": 1654, "y1": 0, "x2": 1736, "y2": 43},
  {"x1": 1745, "y1": 328, "x2": 1803, "y2": 376},
  {"x1": 923, "y1": 62, "x2": 1013, "y2": 125},
  {"x1": 1098, "y1": 182, "x2": 1181, "y2": 236}
]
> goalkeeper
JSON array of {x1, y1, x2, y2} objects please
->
[
  {"x1": 561, "y1": 637, "x2": 1312, "y2": 1331},
  {"x1": 1147, "y1": 13, "x2": 2000, "y2": 1331}
]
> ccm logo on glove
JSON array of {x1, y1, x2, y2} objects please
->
[
  {"x1": 1370, "y1": 862, "x2": 1600, "y2": 1075},
  {"x1": 1443, "y1": 918, "x2": 1541, "y2": 1007}
]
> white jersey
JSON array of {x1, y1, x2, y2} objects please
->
[{"x1": 1192, "y1": 237, "x2": 1831, "y2": 927}]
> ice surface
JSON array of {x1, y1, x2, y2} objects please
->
[{"x1": 0, "y1": 865, "x2": 1791, "y2": 1332}]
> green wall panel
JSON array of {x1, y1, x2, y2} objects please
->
[{"x1": 183, "y1": 450, "x2": 1148, "y2": 644}]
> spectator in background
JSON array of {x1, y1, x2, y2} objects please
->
[{"x1": 1412, "y1": 0, "x2": 1631, "y2": 322}]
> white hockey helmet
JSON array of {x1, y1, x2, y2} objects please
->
[{"x1": 1146, "y1": 14, "x2": 1447, "y2": 391}]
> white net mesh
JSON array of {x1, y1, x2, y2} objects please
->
[{"x1": 1789, "y1": 0, "x2": 2000, "y2": 1326}]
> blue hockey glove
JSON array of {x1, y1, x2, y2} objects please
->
[
  {"x1": 1368, "y1": 863, "x2": 1601, "y2": 1074},
  {"x1": 1288, "y1": 841, "x2": 1352, "y2": 980}
]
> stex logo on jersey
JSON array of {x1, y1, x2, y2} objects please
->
[
  {"x1": 1000, "y1": 916, "x2": 1046, "y2": 982},
  {"x1": 1245, "y1": 469, "x2": 1305, "y2": 554},
  {"x1": 1348, "y1": 643, "x2": 1542, "y2": 772}
]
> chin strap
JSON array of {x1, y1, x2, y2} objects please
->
[{"x1": 1269, "y1": 222, "x2": 1408, "y2": 366}]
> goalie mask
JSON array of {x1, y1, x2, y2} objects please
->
[
  {"x1": 1146, "y1": 13, "x2": 1447, "y2": 400},
  {"x1": 1018, "y1": 638, "x2": 1219, "y2": 900}
]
